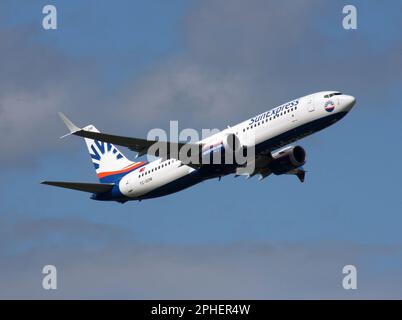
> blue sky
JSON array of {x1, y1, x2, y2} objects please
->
[{"x1": 1, "y1": 0, "x2": 402, "y2": 298}]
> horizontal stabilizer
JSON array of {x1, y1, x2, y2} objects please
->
[{"x1": 41, "y1": 181, "x2": 114, "y2": 193}]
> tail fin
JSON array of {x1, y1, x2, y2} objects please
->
[
  {"x1": 82, "y1": 125, "x2": 144, "y2": 182},
  {"x1": 58, "y1": 113, "x2": 145, "y2": 183}
]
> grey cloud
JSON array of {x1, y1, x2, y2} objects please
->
[
  {"x1": 120, "y1": 0, "x2": 402, "y2": 131},
  {"x1": 0, "y1": 26, "x2": 107, "y2": 166},
  {"x1": 0, "y1": 215, "x2": 401, "y2": 299},
  {"x1": 1, "y1": 1, "x2": 402, "y2": 165}
]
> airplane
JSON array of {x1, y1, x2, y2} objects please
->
[{"x1": 41, "y1": 91, "x2": 356, "y2": 202}]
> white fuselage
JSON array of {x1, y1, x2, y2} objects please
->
[{"x1": 119, "y1": 91, "x2": 355, "y2": 200}]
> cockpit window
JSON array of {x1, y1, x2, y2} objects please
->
[{"x1": 324, "y1": 92, "x2": 342, "y2": 98}]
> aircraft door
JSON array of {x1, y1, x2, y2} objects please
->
[{"x1": 307, "y1": 94, "x2": 315, "y2": 112}]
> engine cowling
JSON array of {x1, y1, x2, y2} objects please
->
[
  {"x1": 222, "y1": 133, "x2": 242, "y2": 155},
  {"x1": 269, "y1": 145, "x2": 306, "y2": 175},
  {"x1": 202, "y1": 133, "x2": 243, "y2": 165}
]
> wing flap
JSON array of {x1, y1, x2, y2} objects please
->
[{"x1": 41, "y1": 181, "x2": 114, "y2": 193}]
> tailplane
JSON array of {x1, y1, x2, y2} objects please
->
[{"x1": 41, "y1": 181, "x2": 114, "y2": 193}]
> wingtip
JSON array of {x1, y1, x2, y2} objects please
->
[{"x1": 58, "y1": 112, "x2": 80, "y2": 136}]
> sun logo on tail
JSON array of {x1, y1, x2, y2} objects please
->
[{"x1": 89, "y1": 140, "x2": 123, "y2": 170}]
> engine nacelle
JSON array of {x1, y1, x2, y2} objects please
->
[
  {"x1": 269, "y1": 145, "x2": 306, "y2": 175},
  {"x1": 222, "y1": 133, "x2": 242, "y2": 154},
  {"x1": 202, "y1": 133, "x2": 243, "y2": 165}
]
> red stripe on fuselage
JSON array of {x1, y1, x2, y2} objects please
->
[{"x1": 97, "y1": 162, "x2": 145, "y2": 178}]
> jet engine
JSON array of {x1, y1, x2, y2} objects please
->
[
  {"x1": 202, "y1": 133, "x2": 243, "y2": 165},
  {"x1": 269, "y1": 145, "x2": 306, "y2": 175}
]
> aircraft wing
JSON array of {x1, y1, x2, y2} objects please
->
[
  {"x1": 59, "y1": 112, "x2": 201, "y2": 159},
  {"x1": 41, "y1": 181, "x2": 115, "y2": 193},
  {"x1": 235, "y1": 153, "x2": 306, "y2": 182},
  {"x1": 235, "y1": 154, "x2": 272, "y2": 180}
]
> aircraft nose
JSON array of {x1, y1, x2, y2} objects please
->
[{"x1": 341, "y1": 95, "x2": 356, "y2": 111}]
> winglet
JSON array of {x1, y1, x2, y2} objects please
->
[{"x1": 58, "y1": 112, "x2": 81, "y2": 138}]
